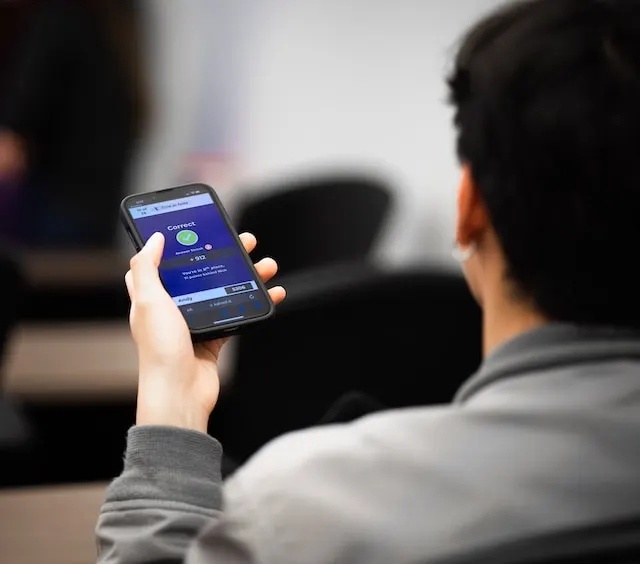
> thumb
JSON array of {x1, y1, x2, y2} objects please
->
[{"x1": 130, "y1": 232, "x2": 165, "y2": 303}]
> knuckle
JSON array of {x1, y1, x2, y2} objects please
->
[{"x1": 130, "y1": 253, "x2": 149, "y2": 272}]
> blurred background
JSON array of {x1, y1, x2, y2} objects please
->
[{"x1": 0, "y1": 1, "x2": 496, "y2": 562}]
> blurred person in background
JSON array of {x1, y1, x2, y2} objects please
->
[
  {"x1": 0, "y1": 0, "x2": 35, "y2": 234},
  {"x1": 97, "y1": 1, "x2": 640, "y2": 563},
  {"x1": 0, "y1": 0, "x2": 146, "y2": 248}
]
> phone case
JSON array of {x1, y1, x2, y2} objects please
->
[{"x1": 120, "y1": 183, "x2": 275, "y2": 341}]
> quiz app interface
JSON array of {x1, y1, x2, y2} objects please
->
[{"x1": 127, "y1": 190, "x2": 268, "y2": 328}]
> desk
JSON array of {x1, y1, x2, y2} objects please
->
[
  {"x1": 3, "y1": 323, "x2": 235, "y2": 400},
  {"x1": 0, "y1": 258, "x2": 236, "y2": 563},
  {"x1": 21, "y1": 250, "x2": 127, "y2": 287},
  {"x1": 0, "y1": 482, "x2": 108, "y2": 564}
]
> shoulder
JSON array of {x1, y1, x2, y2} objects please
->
[
  {"x1": 226, "y1": 406, "x2": 454, "y2": 486},
  {"x1": 219, "y1": 407, "x2": 460, "y2": 561},
  {"x1": 221, "y1": 406, "x2": 481, "y2": 529},
  {"x1": 216, "y1": 403, "x2": 639, "y2": 564},
  {"x1": 223, "y1": 399, "x2": 637, "y2": 516},
  {"x1": 218, "y1": 405, "x2": 529, "y2": 563}
]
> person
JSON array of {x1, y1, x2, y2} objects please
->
[
  {"x1": 0, "y1": 0, "x2": 146, "y2": 248},
  {"x1": 96, "y1": 0, "x2": 640, "y2": 562}
]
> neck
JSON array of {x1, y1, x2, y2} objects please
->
[{"x1": 482, "y1": 291, "x2": 547, "y2": 357}]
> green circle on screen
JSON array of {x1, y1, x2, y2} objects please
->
[{"x1": 176, "y1": 229, "x2": 198, "y2": 246}]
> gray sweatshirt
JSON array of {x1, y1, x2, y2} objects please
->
[{"x1": 96, "y1": 324, "x2": 640, "y2": 564}]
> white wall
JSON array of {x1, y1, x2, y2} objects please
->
[
  {"x1": 236, "y1": 0, "x2": 504, "y2": 264},
  {"x1": 120, "y1": 0, "x2": 242, "y2": 249},
  {"x1": 129, "y1": 0, "x2": 505, "y2": 263}
]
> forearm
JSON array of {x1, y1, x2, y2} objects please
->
[{"x1": 97, "y1": 426, "x2": 223, "y2": 564}]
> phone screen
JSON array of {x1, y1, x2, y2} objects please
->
[{"x1": 124, "y1": 187, "x2": 270, "y2": 330}]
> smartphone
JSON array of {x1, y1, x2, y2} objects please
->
[{"x1": 120, "y1": 183, "x2": 275, "y2": 341}]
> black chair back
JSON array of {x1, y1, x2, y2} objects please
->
[
  {"x1": 234, "y1": 173, "x2": 393, "y2": 276},
  {"x1": 0, "y1": 250, "x2": 30, "y2": 471},
  {"x1": 0, "y1": 249, "x2": 24, "y2": 377},
  {"x1": 210, "y1": 263, "x2": 482, "y2": 463}
]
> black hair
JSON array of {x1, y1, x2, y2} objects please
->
[{"x1": 448, "y1": 0, "x2": 640, "y2": 327}]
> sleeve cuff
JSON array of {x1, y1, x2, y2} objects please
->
[
  {"x1": 104, "y1": 426, "x2": 223, "y2": 510},
  {"x1": 125, "y1": 425, "x2": 222, "y2": 482}
]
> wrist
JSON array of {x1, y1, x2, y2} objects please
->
[
  {"x1": 136, "y1": 386, "x2": 210, "y2": 434},
  {"x1": 136, "y1": 405, "x2": 210, "y2": 434}
]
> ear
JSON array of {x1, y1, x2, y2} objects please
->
[{"x1": 456, "y1": 164, "x2": 489, "y2": 246}]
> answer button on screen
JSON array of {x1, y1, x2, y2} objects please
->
[{"x1": 225, "y1": 283, "x2": 251, "y2": 295}]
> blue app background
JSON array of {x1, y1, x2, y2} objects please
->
[{"x1": 133, "y1": 200, "x2": 254, "y2": 297}]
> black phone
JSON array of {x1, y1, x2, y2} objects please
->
[{"x1": 120, "y1": 183, "x2": 275, "y2": 342}]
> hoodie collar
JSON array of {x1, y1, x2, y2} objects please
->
[{"x1": 455, "y1": 323, "x2": 640, "y2": 403}]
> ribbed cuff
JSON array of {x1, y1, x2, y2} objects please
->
[
  {"x1": 125, "y1": 425, "x2": 222, "y2": 482},
  {"x1": 103, "y1": 426, "x2": 224, "y2": 510}
]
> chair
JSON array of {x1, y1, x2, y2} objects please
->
[
  {"x1": 0, "y1": 249, "x2": 23, "y2": 365},
  {"x1": 0, "y1": 250, "x2": 31, "y2": 485},
  {"x1": 209, "y1": 262, "x2": 482, "y2": 463},
  {"x1": 233, "y1": 173, "x2": 394, "y2": 277}
]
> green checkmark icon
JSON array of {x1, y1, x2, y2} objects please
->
[{"x1": 176, "y1": 229, "x2": 198, "y2": 246}]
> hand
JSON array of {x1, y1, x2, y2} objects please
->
[
  {"x1": 0, "y1": 130, "x2": 27, "y2": 181},
  {"x1": 125, "y1": 232, "x2": 286, "y2": 433}
]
